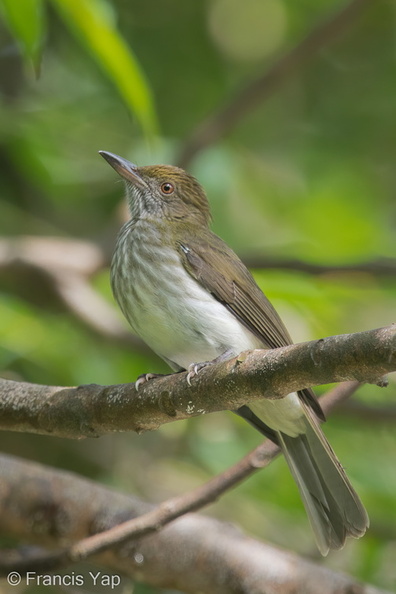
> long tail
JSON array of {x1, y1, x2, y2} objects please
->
[
  {"x1": 237, "y1": 402, "x2": 369, "y2": 555},
  {"x1": 278, "y1": 416, "x2": 368, "y2": 555}
]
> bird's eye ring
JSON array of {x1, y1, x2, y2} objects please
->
[{"x1": 161, "y1": 182, "x2": 174, "y2": 195}]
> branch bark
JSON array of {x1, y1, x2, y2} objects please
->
[
  {"x1": 0, "y1": 325, "x2": 394, "y2": 439},
  {"x1": 0, "y1": 445, "x2": 390, "y2": 594}
]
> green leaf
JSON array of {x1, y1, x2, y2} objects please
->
[
  {"x1": 49, "y1": 0, "x2": 158, "y2": 140},
  {"x1": 0, "y1": 0, "x2": 44, "y2": 76}
]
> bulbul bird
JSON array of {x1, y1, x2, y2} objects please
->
[{"x1": 100, "y1": 150, "x2": 369, "y2": 555}]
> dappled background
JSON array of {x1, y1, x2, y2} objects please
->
[{"x1": 0, "y1": 0, "x2": 396, "y2": 592}]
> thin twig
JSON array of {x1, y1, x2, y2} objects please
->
[
  {"x1": 243, "y1": 255, "x2": 396, "y2": 277},
  {"x1": 337, "y1": 400, "x2": 396, "y2": 422},
  {"x1": 178, "y1": 0, "x2": 371, "y2": 168}
]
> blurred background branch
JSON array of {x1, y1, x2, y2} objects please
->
[
  {"x1": 177, "y1": 0, "x2": 371, "y2": 168},
  {"x1": 1, "y1": 235, "x2": 394, "y2": 359},
  {"x1": 0, "y1": 407, "x2": 391, "y2": 594},
  {"x1": 0, "y1": 236, "x2": 148, "y2": 351}
]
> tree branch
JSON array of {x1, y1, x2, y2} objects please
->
[
  {"x1": 0, "y1": 386, "x2": 390, "y2": 594},
  {"x1": 338, "y1": 400, "x2": 396, "y2": 422},
  {"x1": 177, "y1": 0, "x2": 371, "y2": 168},
  {"x1": 0, "y1": 236, "x2": 147, "y2": 352},
  {"x1": 0, "y1": 325, "x2": 394, "y2": 439},
  {"x1": 0, "y1": 382, "x2": 358, "y2": 573},
  {"x1": 243, "y1": 255, "x2": 396, "y2": 277}
]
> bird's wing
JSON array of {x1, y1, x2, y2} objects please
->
[
  {"x1": 177, "y1": 229, "x2": 292, "y2": 349},
  {"x1": 177, "y1": 229, "x2": 324, "y2": 421}
]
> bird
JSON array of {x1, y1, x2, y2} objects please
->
[{"x1": 99, "y1": 150, "x2": 369, "y2": 555}]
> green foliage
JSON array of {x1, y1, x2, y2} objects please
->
[
  {"x1": 49, "y1": 0, "x2": 158, "y2": 140},
  {"x1": 0, "y1": 0, "x2": 158, "y2": 139},
  {"x1": 0, "y1": 0, "x2": 44, "y2": 74},
  {"x1": 0, "y1": 1, "x2": 395, "y2": 591}
]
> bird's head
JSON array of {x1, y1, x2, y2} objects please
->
[{"x1": 99, "y1": 151, "x2": 211, "y2": 226}]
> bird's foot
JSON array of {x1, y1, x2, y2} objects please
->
[
  {"x1": 186, "y1": 361, "x2": 210, "y2": 386},
  {"x1": 135, "y1": 373, "x2": 167, "y2": 391},
  {"x1": 186, "y1": 349, "x2": 235, "y2": 386}
]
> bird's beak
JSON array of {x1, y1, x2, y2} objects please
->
[{"x1": 99, "y1": 151, "x2": 146, "y2": 188}]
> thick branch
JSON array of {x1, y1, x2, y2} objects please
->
[
  {"x1": 178, "y1": 0, "x2": 371, "y2": 168},
  {"x1": 0, "y1": 325, "x2": 394, "y2": 439},
  {"x1": 0, "y1": 382, "x2": 358, "y2": 572},
  {"x1": 0, "y1": 448, "x2": 389, "y2": 594}
]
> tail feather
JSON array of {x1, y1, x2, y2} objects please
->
[
  {"x1": 278, "y1": 431, "x2": 342, "y2": 554},
  {"x1": 279, "y1": 418, "x2": 369, "y2": 555},
  {"x1": 236, "y1": 400, "x2": 369, "y2": 555}
]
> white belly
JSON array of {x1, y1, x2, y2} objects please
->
[{"x1": 121, "y1": 250, "x2": 262, "y2": 368}]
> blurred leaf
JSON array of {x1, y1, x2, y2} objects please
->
[
  {"x1": 49, "y1": 0, "x2": 158, "y2": 140},
  {"x1": 0, "y1": 0, "x2": 44, "y2": 76}
]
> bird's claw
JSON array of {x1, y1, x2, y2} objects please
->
[
  {"x1": 186, "y1": 350, "x2": 234, "y2": 385},
  {"x1": 186, "y1": 361, "x2": 210, "y2": 386},
  {"x1": 135, "y1": 373, "x2": 165, "y2": 391}
]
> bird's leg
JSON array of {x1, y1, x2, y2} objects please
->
[{"x1": 186, "y1": 348, "x2": 235, "y2": 386}]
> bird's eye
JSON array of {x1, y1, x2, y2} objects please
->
[{"x1": 161, "y1": 182, "x2": 174, "y2": 195}]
